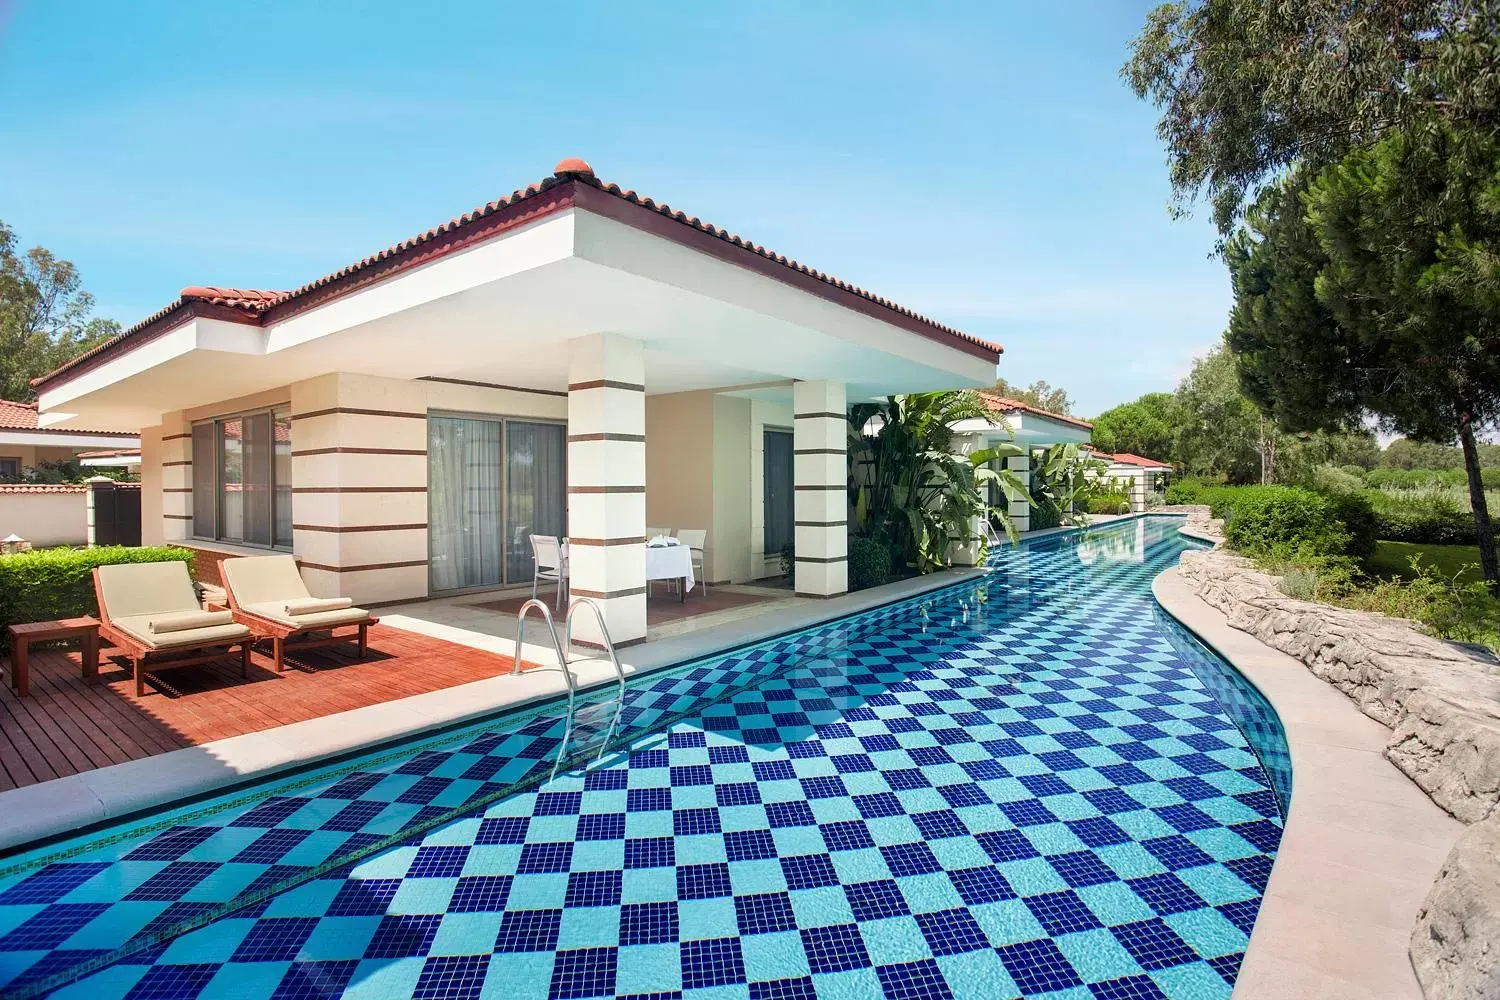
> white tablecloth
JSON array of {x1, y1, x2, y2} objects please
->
[{"x1": 645, "y1": 543, "x2": 695, "y2": 592}]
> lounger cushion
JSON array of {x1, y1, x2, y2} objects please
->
[
  {"x1": 285, "y1": 597, "x2": 353, "y2": 616},
  {"x1": 96, "y1": 561, "x2": 200, "y2": 619},
  {"x1": 112, "y1": 615, "x2": 251, "y2": 650},
  {"x1": 149, "y1": 610, "x2": 234, "y2": 634},
  {"x1": 244, "y1": 602, "x2": 373, "y2": 629},
  {"x1": 221, "y1": 555, "x2": 311, "y2": 608}
]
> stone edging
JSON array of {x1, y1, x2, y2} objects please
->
[{"x1": 1172, "y1": 546, "x2": 1500, "y2": 1000}]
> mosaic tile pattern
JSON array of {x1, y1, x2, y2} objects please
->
[{"x1": 0, "y1": 516, "x2": 1286, "y2": 999}]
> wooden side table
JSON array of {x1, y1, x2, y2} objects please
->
[{"x1": 6, "y1": 617, "x2": 100, "y2": 698}]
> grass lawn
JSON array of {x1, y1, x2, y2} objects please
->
[{"x1": 1368, "y1": 540, "x2": 1485, "y2": 583}]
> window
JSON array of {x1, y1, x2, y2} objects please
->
[
  {"x1": 192, "y1": 406, "x2": 292, "y2": 549},
  {"x1": 0, "y1": 457, "x2": 19, "y2": 479}
]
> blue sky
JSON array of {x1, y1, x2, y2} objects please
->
[{"x1": 0, "y1": 1, "x2": 1227, "y2": 417}]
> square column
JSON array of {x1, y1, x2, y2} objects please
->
[
  {"x1": 793, "y1": 379, "x2": 847, "y2": 597},
  {"x1": 1007, "y1": 454, "x2": 1031, "y2": 533},
  {"x1": 158, "y1": 413, "x2": 193, "y2": 543},
  {"x1": 568, "y1": 333, "x2": 648, "y2": 646}
]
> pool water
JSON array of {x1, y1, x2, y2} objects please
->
[{"x1": 0, "y1": 516, "x2": 1287, "y2": 999}]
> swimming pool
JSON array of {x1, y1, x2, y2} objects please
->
[{"x1": 0, "y1": 515, "x2": 1287, "y2": 999}]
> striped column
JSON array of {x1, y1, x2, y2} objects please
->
[
  {"x1": 159, "y1": 415, "x2": 194, "y2": 542},
  {"x1": 567, "y1": 334, "x2": 647, "y2": 647},
  {"x1": 289, "y1": 374, "x2": 430, "y2": 604},
  {"x1": 1007, "y1": 454, "x2": 1031, "y2": 532},
  {"x1": 793, "y1": 379, "x2": 847, "y2": 598}
]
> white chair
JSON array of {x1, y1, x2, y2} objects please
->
[
  {"x1": 675, "y1": 528, "x2": 708, "y2": 594},
  {"x1": 646, "y1": 527, "x2": 673, "y2": 541},
  {"x1": 530, "y1": 534, "x2": 568, "y2": 605}
]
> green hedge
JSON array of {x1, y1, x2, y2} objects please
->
[
  {"x1": 0, "y1": 546, "x2": 195, "y2": 649},
  {"x1": 1217, "y1": 485, "x2": 1352, "y2": 557},
  {"x1": 1374, "y1": 508, "x2": 1478, "y2": 545},
  {"x1": 1086, "y1": 493, "x2": 1131, "y2": 515},
  {"x1": 1029, "y1": 494, "x2": 1061, "y2": 531},
  {"x1": 848, "y1": 535, "x2": 893, "y2": 591},
  {"x1": 1164, "y1": 477, "x2": 1209, "y2": 505}
]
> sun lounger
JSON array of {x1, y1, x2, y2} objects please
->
[
  {"x1": 219, "y1": 555, "x2": 379, "y2": 672},
  {"x1": 92, "y1": 561, "x2": 254, "y2": 696}
]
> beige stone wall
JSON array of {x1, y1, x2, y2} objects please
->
[
  {"x1": 138, "y1": 427, "x2": 163, "y2": 546},
  {"x1": 644, "y1": 390, "x2": 715, "y2": 571},
  {"x1": 711, "y1": 394, "x2": 751, "y2": 584},
  {"x1": 0, "y1": 489, "x2": 87, "y2": 546}
]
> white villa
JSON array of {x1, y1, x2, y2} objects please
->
[{"x1": 30, "y1": 158, "x2": 1014, "y2": 647}]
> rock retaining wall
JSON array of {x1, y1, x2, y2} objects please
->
[{"x1": 1172, "y1": 536, "x2": 1500, "y2": 1000}]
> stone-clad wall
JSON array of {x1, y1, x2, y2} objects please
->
[{"x1": 1174, "y1": 542, "x2": 1500, "y2": 1000}]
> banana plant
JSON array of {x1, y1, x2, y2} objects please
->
[
  {"x1": 849, "y1": 391, "x2": 1030, "y2": 574},
  {"x1": 1032, "y1": 442, "x2": 1111, "y2": 526}
]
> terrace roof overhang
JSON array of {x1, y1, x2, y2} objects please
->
[
  {"x1": 950, "y1": 410, "x2": 1093, "y2": 447},
  {"x1": 34, "y1": 162, "x2": 1001, "y2": 431}
]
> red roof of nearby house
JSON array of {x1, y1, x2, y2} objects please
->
[
  {"x1": 76, "y1": 448, "x2": 141, "y2": 459},
  {"x1": 34, "y1": 158, "x2": 1003, "y2": 391},
  {"x1": 0, "y1": 483, "x2": 88, "y2": 494},
  {"x1": 0, "y1": 399, "x2": 133, "y2": 437},
  {"x1": 975, "y1": 390, "x2": 1093, "y2": 431},
  {"x1": 1092, "y1": 450, "x2": 1172, "y2": 469}
]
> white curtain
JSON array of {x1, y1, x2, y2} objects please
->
[
  {"x1": 505, "y1": 421, "x2": 567, "y2": 583},
  {"x1": 428, "y1": 416, "x2": 503, "y2": 591}
]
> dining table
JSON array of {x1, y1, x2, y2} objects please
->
[
  {"x1": 644, "y1": 538, "x2": 695, "y2": 601},
  {"x1": 558, "y1": 538, "x2": 696, "y2": 601}
]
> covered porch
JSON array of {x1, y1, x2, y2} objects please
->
[{"x1": 32, "y1": 159, "x2": 1000, "y2": 649}]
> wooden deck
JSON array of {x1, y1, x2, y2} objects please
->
[{"x1": 0, "y1": 626, "x2": 521, "y2": 791}]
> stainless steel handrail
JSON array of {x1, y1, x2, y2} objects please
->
[
  {"x1": 564, "y1": 597, "x2": 627, "y2": 697},
  {"x1": 512, "y1": 598, "x2": 575, "y2": 693}
]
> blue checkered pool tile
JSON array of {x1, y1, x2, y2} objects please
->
[{"x1": 0, "y1": 515, "x2": 1286, "y2": 998}]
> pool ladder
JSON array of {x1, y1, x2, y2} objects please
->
[{"x1": 512, "y1": 598, "x2": 628, "y2": 777}]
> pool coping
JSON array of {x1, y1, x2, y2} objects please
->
[
  {"x1": 0, "y1": 560, "x2": 1001, "y2": 855},
  {"x1": 1152, "y1": 567, "x2": 1463, "y2": 1000}
]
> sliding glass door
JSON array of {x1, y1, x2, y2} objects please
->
[
  {"x1": 504, "y1": 421, "x2": 567, "y2": 584},
  {"x1": 428, "y1": 414, "x2": 567, "y2": 593}
]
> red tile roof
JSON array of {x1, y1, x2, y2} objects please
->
[
  {"x1": 976, "y1": 390, "x2": 1093, "y2": 431},
  {"x1": 0, "y1": 399, "x2": 39, "y2": 431},
  {"x1": 0, "y1": 399, "x2": 134, "y2": 438},
  {"x1": 1092, "y1": 450, "x2": 1172, "y2": 469},
  {"x1": 0, "y1": 483, "x2": 88, "y2": 494},
  {"x1": 76, "y1": 448, "x2": 141, "y2": 459},
  {"x1": 34, "y1": 158, "x2": 1002, "y2": 390}
]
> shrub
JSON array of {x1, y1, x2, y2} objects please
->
[
  {"x1": 0, "y1": 545, "x2": 195, "y2": 647},
  {"x1": 1200, "y1": 485, "x2": 1244, "y2": 519},
  {"x1": 1164, "y1": 477, "x2": 1208, "y2": 504},
  {"x1": 1339, "y1": 558, "x2": 1499, "y2": 650},
  {"x1": 1306, "y1": 464, "x2": 1366, "y2": 497},
  {"x1": 1373, "y1": 507, "x2": 1477, "y2": 545},
  {"x1": 1086, "y1": 492, "x2": 1131, "y2": 515},
  {"x1": 848, "y1": 535, "x2": 893, "y2": 591},
  {"x1": 1220, "y1": 485, "x2": 1350, "y2": 557},
  {"x1": 1030, "y1": 493, "x2": 1061, "y2": 530},
  {"x1": 779, "y1": 542, "x2": 795, "y2": 578},
  {"x1": 1338, "y1": 464, "x2": 1369, "y2": 480},
  {"x1": 1322, "y1": 491, "x2": 1379, "y2": 559}
]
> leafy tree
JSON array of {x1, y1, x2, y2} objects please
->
[
  {"x1": 849, "y1": 391, "x2": 1028, "y2": 573},
  {"x1": 1089, "y1": 392, "x2": 1179, "y2": 461},
  {"x1": 1378, "y1": 438, "x2": 1500, "y2": 470},
  {"x1": 0, "y1": 221, "x2": 120, "y2": 402},
  {"x1": 1228, "y1": 129, "x2": 1500, "y2": 587},
  {"x1": 1124, "y1": 0, "x2": 1500, "y2": 235},
  {"x1": 1174, "y1": 345, "x2": 1265, "y2": 483},
  {"x1": 992, "y1": 377, "x2": 1072, "y2": 416}
]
